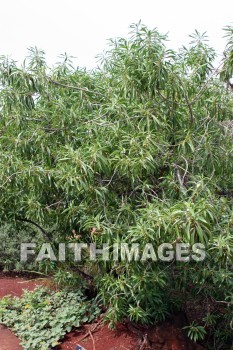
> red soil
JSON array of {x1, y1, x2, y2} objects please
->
[
  {"x1": 57, "y1": 316, "x2": 204, "y2": 350},
  {"x1": 0, "y1": 324, "x2": 22, "y2": 350},
  {"x1": 0, "y1": 276, "x2": 43, "y2": 298},
  {"x1": 58, "y1": 323, "x2": 137, "y2": 350}
]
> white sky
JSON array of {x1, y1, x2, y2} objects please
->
[{"x1": 0, "y1": 0, "x2": 232, "y2": 69}]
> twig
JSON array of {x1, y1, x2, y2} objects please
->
[
  {"x1": 78, "y1": 317, "x2": 103, "y2": 343},
  {"x1": 214, "y1": 300, "x2": 233, "y2": 305},
  {"x1": 138, "y1": 334, "x2": 149, "y2": 350},
  {"x1": 89, "y1": 330, "x2": 96, "y2": 350},
  {"x1": 1, "y1": 171, "x2": 23, "y2": 187},
  {"x1": 105, "y1": 169, "x2": 117, "y2": 187},
  {"x1": 49, "y1": 79, "x2": 103, "y2": 96},
  {"x1": 181, "y1": 156, "x2": 189, "y2": 184},
  {"x1": 18, "y1": 277, "x2": 50, "y2": 283},
  {"x1": 190, "y1": 62, "x2": 224, "y2": 105},
  {"x1": 176, "y1": 76, "x2": 194, "y2": 125},
  {"x1": 16, "y1": 217, "x2": 50, "y2": 240},
  {"x1": 45, "y1": 200, "x2": 63, "y2": 209},
  {"x1": 173, "y1": 164, "x2": 187, "y2": 195}
]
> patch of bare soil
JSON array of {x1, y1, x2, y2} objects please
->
[{"x1": 57, "y1": 313, "x2": 205, "y2": 350}]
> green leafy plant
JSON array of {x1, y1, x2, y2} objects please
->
[
  {"x1": 0, "y1": 287, "x2": 100, "y2": 350},
  {"x1": 184, "y1": 322, "x2": 207, "y2": 342},
  {"x1": 0, "y1": 223, "x2": 43, "y2": 271}
]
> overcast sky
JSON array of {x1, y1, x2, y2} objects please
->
[{"x1": 0, "y1": 0, "x2": 232, "y2": 69}]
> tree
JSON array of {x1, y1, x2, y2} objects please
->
[
  {"x1": 0, "y1": 23, "x2": 232, "y2": 348},
  {"x1": 220, "y1": 24, "x2": 233, "y2": 87}
]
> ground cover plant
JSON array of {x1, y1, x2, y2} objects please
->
[
  {"x1": 0, "y1": 286, "x2": 100, "y2": 350},
  {"x1": 0, "y1": 23, "x2": 232, "y2": 349}
]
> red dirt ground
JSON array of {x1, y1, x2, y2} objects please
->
[
  {"x1": 0, "y1": 324, "x2": 22, "y2": 350},
  {"x1": 57, "y1": 316, "x2": 205, "y2": 350},
  {"x1": 0, "y1": 276, "x2": 44, "y2": 298},
  {"x1": 57, "y1": 323, "x2": 137, "y2": 350},
  {"x1": 0, "y1": 274, "x2": 205, "y2": 350}
]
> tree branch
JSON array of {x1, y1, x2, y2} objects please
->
[
  {"x1": 49, "y1": 79, "x2": 103, "y2": 96},
  {"x1": 16, "y1": 217, "x2": 50, "y2": 240}
]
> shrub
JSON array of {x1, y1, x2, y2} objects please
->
[{"x1": 0, "y1": 23, "x2": 232, "y2": 348}]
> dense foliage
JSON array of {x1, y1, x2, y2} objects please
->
[
  {"x1": 0, "y1": 23, "x2": 232, "y2": 348},
  {"x1": 0, "y1": 287, "x2": 100, "y2": 350}
]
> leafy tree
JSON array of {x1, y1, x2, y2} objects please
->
[
  {"x1": 220, "y1": 24, "x2": 233, "y2": 86},
  {"x1": 0, "y1": 23, "x2": 232, "y2": 348}
]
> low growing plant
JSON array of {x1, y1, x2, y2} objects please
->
[
  {"x1": 0, "y1": 287, "x2": 100, "y2": 350},
  {"x1": 183, "y1": 322, "x2": 207, "y2": 342}
]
